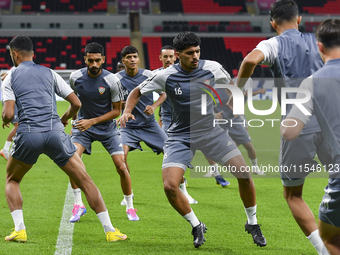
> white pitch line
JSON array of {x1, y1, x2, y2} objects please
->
[{"x1": 55, "y1": 183, "x2": 74, "y2": 255}]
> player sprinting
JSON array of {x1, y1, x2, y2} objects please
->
[
  {"x1": 154, "y1": 45, "x2": 198, "y2": 204},
  {"x1": 118, "y1": 32, "x2": 266, "y2": 248},
  {"x1": 281, "y1": 19, "x2": 340, "y2": 255},
  {"x1": 68, "y1": 42, "x2": 138, "y2": 222},
  {"x1": 1, "y1": 35, "x2": 127, "y2": 243},
  {"x1": 237, "y1": 1, "x2": 330, "y2": 254},
  {"x1": 116, "y1": 46, "x2": 168, "y2": 206}
]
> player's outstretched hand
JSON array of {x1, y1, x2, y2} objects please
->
[
  {"x1": 143, "y1": 105, "x2": 155, "y2": 116},
  {"x1": 75, "y1": 119, "x2": 94, "y2": 132},
  {"x1": 2, "y1": 122, "x2": 10, "y2": 129},
  {"x1": 118, "y1": 113, "x2": 135, "y2": 128}
]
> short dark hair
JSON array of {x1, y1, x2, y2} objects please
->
[
  {"x1": 121, "y1": 46, "x2": 138, "y2": 58},
  {"x1": 173, "y1": 32, "x2": 201, "y2": 52},
  {"x1": 270, "y1": 0, "x2": 299, "y2": 25},
  {"x1": 84, "y1": 42, "x2": 104, "y2": 56},
  {"x1": 9, "y1": 35, "x2": 33, "y2": 53},
  {"x1": 160, "y1": 45, "x2": 174, "y2": 54},
  {"x1": 315, "y1": 19, "x2": 340, "y2": 49}
]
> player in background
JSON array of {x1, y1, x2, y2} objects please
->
[
  {"x1": 236, "y1": 1, "x2": 330, "y2": 254},
  {"x1": 2, "y1": 35, "x2": 127, "y2": 243},
  {"x1": 116, "y1": 61, "x2": 125, "y2": 73},
  {"x1": 281, "y1": 19, "x2": 340, "y2": 255},
  {"x1": 119, "y1": 32, "x2": 266, "y2": 248},
  {"x1": 0, "y1": 70, "x2": 18, "y2": 161},
  {"x1": 154, "y1": 45, "x2": 198, "y2": 204},
  {"x1": 68, "y1": 42, "x2": 138, "y2": 222},
  {"x1": 116, "y1": 46, "x2": 168, "y2": 206}
]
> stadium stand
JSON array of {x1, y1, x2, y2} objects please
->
[
  {"x1": 21, "y1": 0, "x2": 107, "y2": 13},
  {"x1": 0, "y1": 36, "x2": 130, "y2": 72},
  {"x1": 142, "y1": 36, "x2": 270, "y2": 77},
  {"x1": 159, "y1": 0, "x2": 247, "y2": 13}
]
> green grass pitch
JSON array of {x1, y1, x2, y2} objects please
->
[{"x1": 0, "y1": 100, "x2": 328, "y2": 254}]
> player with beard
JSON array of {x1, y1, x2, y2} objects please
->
[{"x1": 67, "y1": 42, "x2": 139, "y2": 222}]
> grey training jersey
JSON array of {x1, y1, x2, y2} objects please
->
[
  {"x1": 69, "y1": 68, "x2": 124, "y2": 128},
  {"x1": 256, "y1": 29, "x2": 323, "y2": 134},
  {"x1": 116, "y1": 68, "x2": 155, "y2": 128},
  {"x1": 139, "y1": 60, "x2": 232, "y2": 138},
  {"x1": 288, "y1": 58, "x2": 340, "y2": 177},
  {"x1": 153, "y1": 67, "x2": 172, "y2": 121},
  {"x1": 2, "y1": 61, "x2": 73, "y2": 133}
]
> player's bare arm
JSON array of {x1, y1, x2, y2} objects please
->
[
  {"x1": 118, "y1": 87, "x2": 142, "y2": 128},
  {"x1": 237, "y1": 50, "x2": 265, "y2": 88},
  {"x1": 75, "y1": 101, "x2": 122, "y2": 132},
  {"x1": 60, "y1": 92, "x2": 81, "y2": 127},
  {"x1": 280, "y1": 118, "x2": 305, "y2": 141},
  {"x1": 2, "y1": 100, "x2": 15, "y2": 128},
  {"x1": 144, "y1": 92, "x2": 167, "y2": 116}
]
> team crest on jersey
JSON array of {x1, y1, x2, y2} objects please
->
[
  {"x1": 204, "y1": 79, "x2": 210, "y2": 86},
  {"x1": 98, "y1": 87, "x2": 105, "y2": 94}
]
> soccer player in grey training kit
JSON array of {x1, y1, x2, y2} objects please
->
[
  {"x1": 2, "y1": 35, "x2": 127, "y2": 243},
  {"x1": 119, "y1": 32, "x2": 266, "y2": 248},
  {"x1": 281, "y1": 19, "x2": 340, "y2": 255},
  {"x1": 68, "y1": 42, "x2": 139, "y2": 222},
  {"x1": 237, "y1": 1, "x2": 331, "y2": 253},
  {"x1": 116, "y1": 46, "x2": 169, "y2": 206}
]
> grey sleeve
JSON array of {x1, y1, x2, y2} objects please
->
[
  {"x1": 104, "y1": 73, "x2": 124, "y2": 103},
  {"x1": 139, "y1": 72, "x2": 166, "y2": 95},
  {"x1": 203, "y1": 61, "x2": 231, "y2": 85},
  {"x1": 53, "y1": 70, "x2": 73, "y2": 99},
  {"x1": 287, "y1": 77, "x2": 314, "y2": 124}
]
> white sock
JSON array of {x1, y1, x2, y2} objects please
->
[
  {"x1": 183, "y1": 210, "x2": 200, "y2": 228},
  {"x1": 11, "y1": 210, "x2": 25, "y2": 231},
  {"x1": 211, "y1": 163, "x2": 220, "y2": 177},
  {"x1": 72, "y1": 188, "x2": 83, "y2": 206},
  {"x1": 245, "y1": 205, "x2": 258, "y2": 225},
  {"x1": 307, "y1": 229, "x2": 329, "y2": 255},
  {"x1": 124, "y1": 194, "x2": 134, "y2": 211},
  {"x1": 251, "y1": 158, "x2": 258, "y2": 167},
  {"x1": 4, "y1": 141, "x2": 12, "y2": 151},
  {"x1": 97, "y1": 210, "x2": 115, "y2": 233},
  {"x1": 179, "y1": 182, "x2": 188, "y2": 195}
]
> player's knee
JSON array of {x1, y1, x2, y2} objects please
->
[
  {"x1": 163, "y1": 180, "x2": 178, "y2": 196},
  {"x1": 116, "y1": 163, "x2": 128, "y2": 175}
]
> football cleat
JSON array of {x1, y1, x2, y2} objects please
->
[
  {"x1": 120, "y1": 198, "x2": 127, "y2": 206},
  {"x1": 215, "y1": 175, "x2": 230, "y2": 187},
  {"x1": 106, "y1": 229, "x2": 127, "y2": 242},
  {"x1": 0, "y1": 149, "x2": 9, "y2": 161},
  {"x1": 185, "y1": 193, "x2": 198, "y2": 204},
  {"x1": 203, "y1": 171, "x2": 214, "y2": 178},
  {"x1": 127, "y1": 208, "x2": 139, "y2": 221},
  {"x1": 183, "y1": 177, "x2": 188, "y2": 187},
  {"x1": 69, "y1": 204, "x2": 87, "y2": 222},
  {"x1": 245, "y1": 221, "x2": 267, "y2": 247},
  {"x1": 5, "y1": 229, "x2": 27, "y2": 243},
  {"x1": 252, "y1": 166, "x2": 266, "y2": 176},
  {"x1": 192, "y1": 222, "x2": 207, "y2": 248}
]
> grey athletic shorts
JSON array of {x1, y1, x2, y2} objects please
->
[
  {"x1": 120, "y1": 120, "x2": 167, "y2": 154},
  {"x1": 280, "y1": 132, "x2": 332, "y2": 187},
  {"x1": 319, "y1": 177, "x2": 340, "y2": 228},
  {"x1": 162, "y1": 126, "x2": 241, "y2": 171},
  {"x1": 11, "y1": 130, "x2": 77, "y2": 167},
  {"x1": 71, "y1": 125, "x2": 123, "y2": 156},
  {"x1": 221, "y1": 123, "x2": 251, "y2": 145}
]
